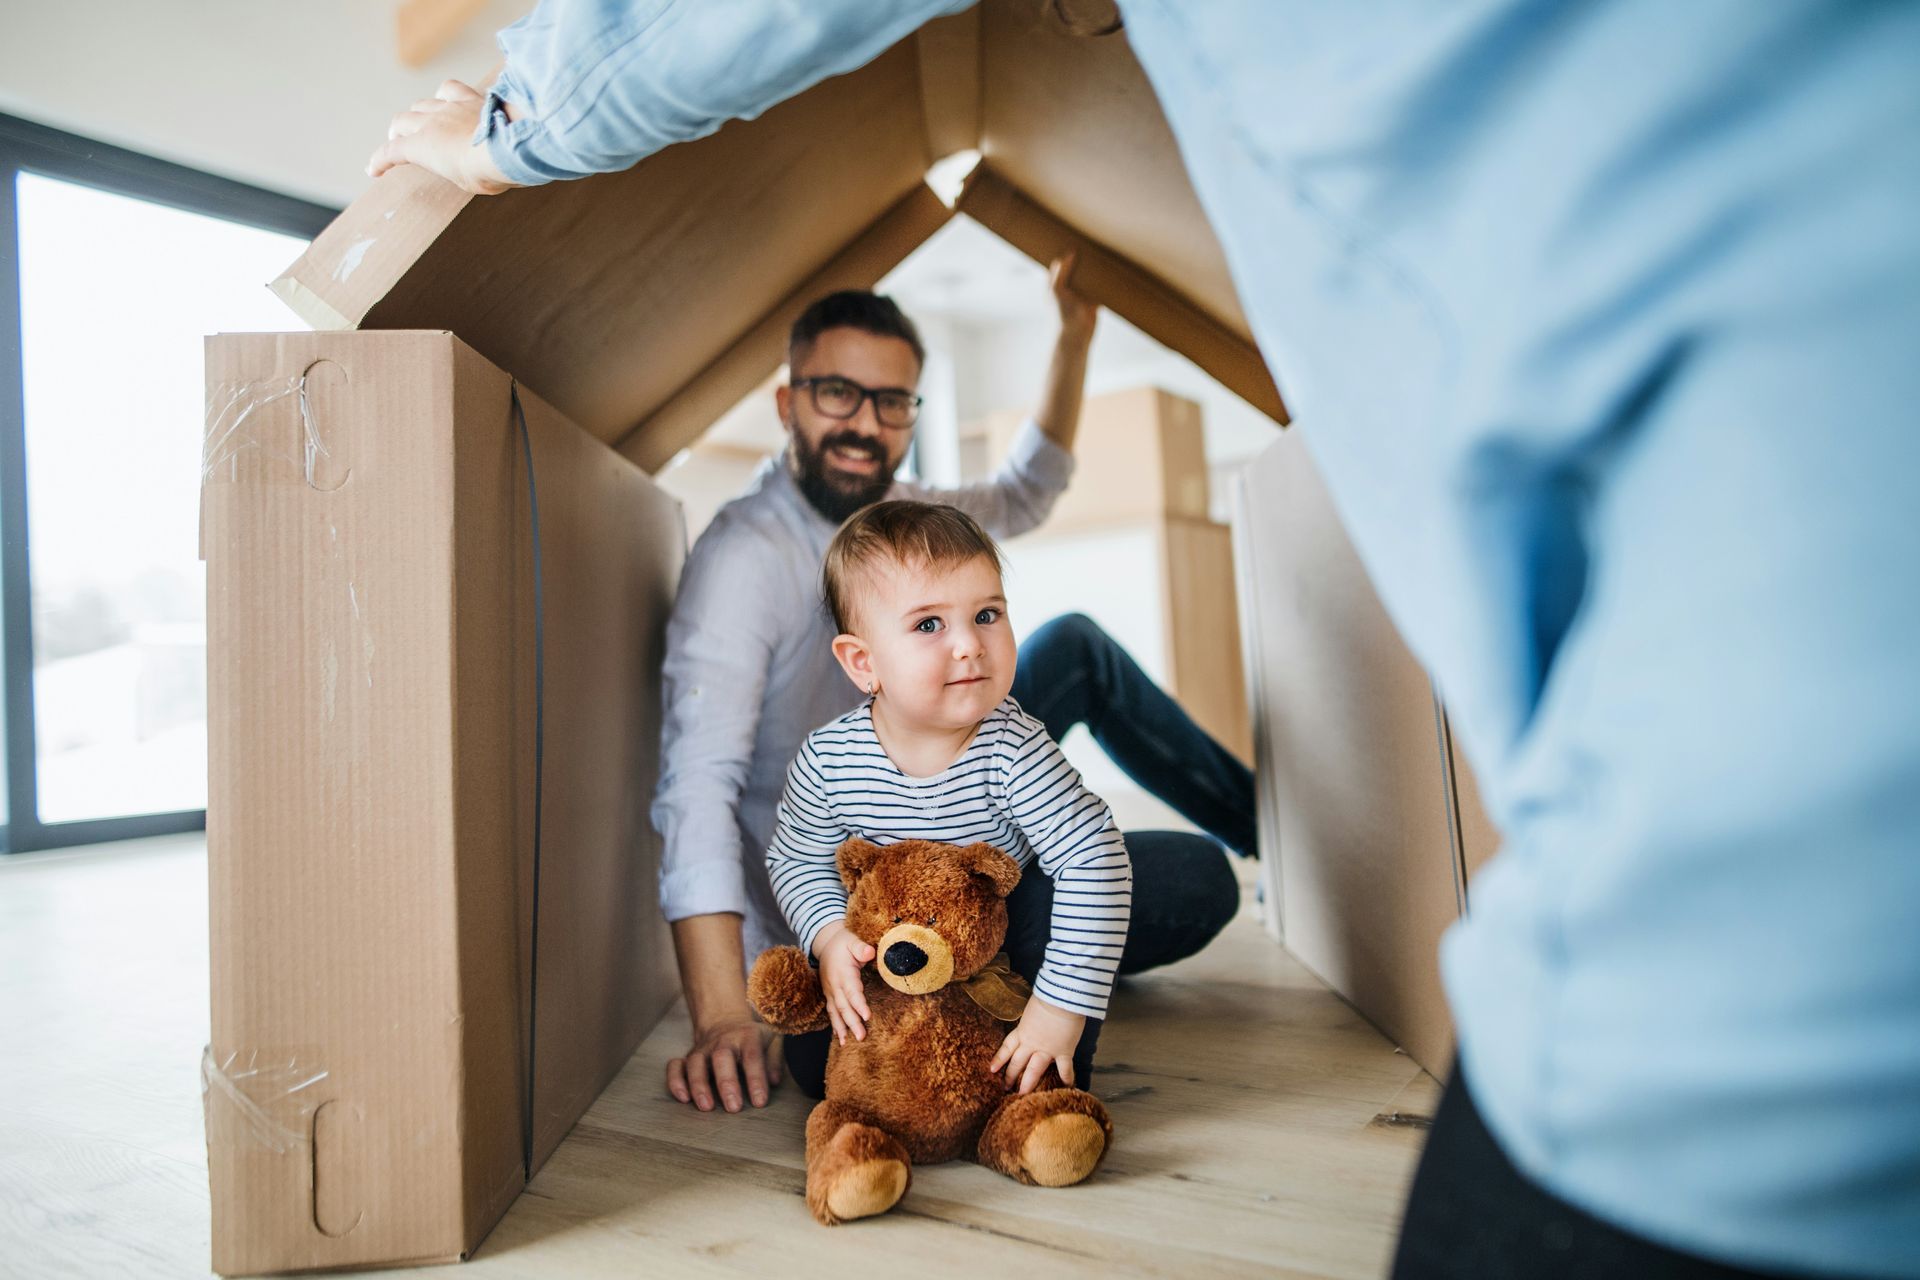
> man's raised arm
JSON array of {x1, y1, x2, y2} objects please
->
[
  {"x1": 924, "y1": 254, "x2": 1098, "y2": 539},
  {"x1": 371, "y1": 0, "x2": 976, "y2": 193}
]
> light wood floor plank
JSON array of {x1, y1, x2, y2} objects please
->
[{"x1": 1, "y1": 839, "x2": 1437, "y2": 1279}]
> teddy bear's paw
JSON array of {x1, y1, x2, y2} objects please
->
[
  {"x1": 978, "y1": 1087, "x2": 1114, "y2": 1188},
  {"x1": 805, "y1": 1109, "x2": 913, "y2": 1226},
  {"x1": 1019, "y1": 1111, "x2": 1108, "y2": 1187},
  {"x1": 822, "y1": 1155, "x2": 910, "y2": 1223}
]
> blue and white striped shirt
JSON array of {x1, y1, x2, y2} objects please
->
[{"x1": 768, "y1": 697, "x2": 1131, "y2": 1019}]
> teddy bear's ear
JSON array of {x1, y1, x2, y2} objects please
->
[
  {"x1": 836, "y1": 837, "x2": 885, "y2": 892},
  {"x1": 956, "y1": 842, "x2": 1021, "y2": 898}
]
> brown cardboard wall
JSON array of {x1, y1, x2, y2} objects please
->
[
  {"x1": 272, "y1": 44, "x2": 933, "y2": 450},
  {"x1": 202, "y1": 332, "x2": 682, "y2": 1275},
  {"x1": 1232, "y1": 429, "x2": 1487, "y2": 1074},
  {"x1": 270, "y1": 3, "x2": 1279, "y2": 469}
]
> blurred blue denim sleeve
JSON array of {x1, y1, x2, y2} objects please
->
[{"x1": 475, "y1": 0, "x2": 977, "y2": 185}]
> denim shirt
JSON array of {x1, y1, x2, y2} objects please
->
[
  {"x1": 477, "y1": 0, "x2": 973, "y2": 185},
  {"x1": 650, "y1": 420, "x2": 1071, "y2": 968},
  {"x1": 480, "y1": 3, "x2": 1920, "y2": 1274}
]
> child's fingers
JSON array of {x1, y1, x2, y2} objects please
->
[
  {"x1": 1055, "y1": 1054, "x2": 1075, "y2": 1088},
  {"x1": 988, "y1": 1031, "x2": 1018, "y2": 1075},
  {"x1": 1003, "y1": 1044, "x2": 1034, "y2": 1088},
  {"x1": 825, "y1": 1002, "x2": 846, "y2": 1046},
  {"x1": 1016, "y1": 1052, "x2": 1051, "y2": 1096},
  {"x1": 835, "y1": 990, "x2": 865, "y2": 1041}
]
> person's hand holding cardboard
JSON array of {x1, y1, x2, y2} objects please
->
[{"x1": 368, "y1": 78, "x2": 521, "y2": 195}]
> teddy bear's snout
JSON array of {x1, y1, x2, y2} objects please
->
[
  {"x1": 884, "y1": 941, "x2": 928, "y2": 976},
  {"x1": 875, "y1": 922, "x2": 955, "y2": 995}
]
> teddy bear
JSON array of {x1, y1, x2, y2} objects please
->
[{"x1": 747, "y1": 836, "x2": 1114, "y2": 1225}]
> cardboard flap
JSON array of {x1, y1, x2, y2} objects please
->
[
  {"x1": 272, "y1": 41, "x2": 933, "y2": 450},
  {"x1": 976, "y1": 0, "x2": 1253, "y2": 349},
  {"x1": 271, "y1": 2, "x2": 1280, "y2": 464}
]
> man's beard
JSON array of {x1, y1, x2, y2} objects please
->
[{"x1": 788, "y1": 423, "x2": 896, "y2": 524}]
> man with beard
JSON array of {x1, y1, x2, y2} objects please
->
[{"x1": 651, "y1": 268, "x2": 1255, "y2": 1114}]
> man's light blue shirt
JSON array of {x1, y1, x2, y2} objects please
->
[{"x1": 483, "y1": 3, "x2": 1920, "y2": 1273}]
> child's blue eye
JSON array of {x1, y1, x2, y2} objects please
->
[
  {"x1": 975, "y1": 607, "x2": 1001, "y2": 625},
  {"x1": 915, "y1": 616, "x2": 943, "y2": 634}
]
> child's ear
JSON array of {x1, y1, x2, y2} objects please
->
[
  {"x1": 831, "y1": 632, "x2": 876, "y2": 695},
  {"x1": 837, "y1": 837, "x2": 884, "y2": 892},
  {"x1": 956, "y1": 842, "x2": 1021, "y2": 898}
]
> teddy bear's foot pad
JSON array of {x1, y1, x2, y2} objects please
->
[
  {"x1": 824, "y1": 1157, "x2": 910, "y2": 1221},
  {"x1": 1020, "y1": 1112, "x2": 1107, "y2": 1187}
]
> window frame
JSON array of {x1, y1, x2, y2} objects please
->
[{"x1": 0, "y1": 112, "x2": 337, "y2": 853}]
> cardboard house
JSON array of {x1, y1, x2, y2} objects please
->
[{"x1": 205, "y1": 2, "x2": 1498, "y2": 1273}]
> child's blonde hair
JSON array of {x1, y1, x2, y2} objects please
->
[{"x1": 822, "y1": 501, "x2": 1005, "y2": 634}]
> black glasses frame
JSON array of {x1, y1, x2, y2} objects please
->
[{"x1": 790, "y1": 376, "x2": 924, "y2": 429}]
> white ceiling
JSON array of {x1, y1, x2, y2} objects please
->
[{"x1": 0, "y1": 0, "x2": 530, "y2": 208}]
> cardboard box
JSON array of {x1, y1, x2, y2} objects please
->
[
  {"x1": 972, "y1": 386, "x2": 1211, "y2": 532},
  {"x1": 1231, "y1": 430, "x2": 1498, "y2": 1074},
  {"x1": 200, "y1": 331, "x2": 684, "y2": 1275}
]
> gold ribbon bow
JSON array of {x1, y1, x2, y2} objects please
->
[{"x1": 960, "y1": 952, "x2": 1032, "y2": 1021}]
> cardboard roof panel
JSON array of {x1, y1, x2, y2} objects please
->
[
  {"x1": 976, "y1": 0, "x2": 1250, "y2": 341},
  {"x1": 614, "y1": 183, "x2": 954, "y2": 470},
  {"x1": 275, "y1": 42, "x2": 934, "y2": 445},
  {"x1": 274, "y1": 5, "x2": 1287, "y2": 463}
]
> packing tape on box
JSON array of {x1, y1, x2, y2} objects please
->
[
  {"x1": 200, "y1": 1045, "x2": 329, "y2": 1155},
  {"x1": 202, "y1": 364, "x2": 351, "y2": 491}
]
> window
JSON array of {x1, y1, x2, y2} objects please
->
[{"x1": 1, "y1": 115, "x2": 336, "y2": 852}]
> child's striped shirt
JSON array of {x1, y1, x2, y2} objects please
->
[{"x1": 767, "y1": 697, "x2": 1132, "y2": 1018}]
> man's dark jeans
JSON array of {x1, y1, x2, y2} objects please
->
[
  {"x1": 783, "y1": 613, "x2": 1253, "y2": 1100},
  {"x1": 1015, "y1": 612, "x2": 1257, "y2": 860}
]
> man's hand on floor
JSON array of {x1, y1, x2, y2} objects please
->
[{"x1": 666, "y1": 1017, "x2": 782, "y2": 1112}]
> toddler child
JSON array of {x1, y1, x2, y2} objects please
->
[{"x1": 767, "y1": 499, "x2": 1132, "y2": 1098}]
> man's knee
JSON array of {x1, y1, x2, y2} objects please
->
[
  {"x1": 1160, "y1": 839, "x2": 1241, "y2": 940},
  {"x1": 1025, "y1": 610, "x2": 1103, "y2": 660},
  {"x1": 1199, "y1": 846, "x2": 1242, "y2": 933}
]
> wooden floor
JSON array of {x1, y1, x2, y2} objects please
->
[{"x1": 0, "y1": 834, "x2": 1438, "y2": 1279}]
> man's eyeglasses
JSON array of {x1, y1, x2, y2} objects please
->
[{"x1": 791, "y1": 376, "x2": 923, "y2": 430}]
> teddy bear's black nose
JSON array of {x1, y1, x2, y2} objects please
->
[{"x1": 884, "y1": 941, "x2": 928, "y2": 976}]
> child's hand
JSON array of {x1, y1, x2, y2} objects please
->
[
  {"x1": 988, "y1": 996, "x2": 1085, "y2": 1094},
  {"x1": 811, "y1": 921, "x2": 876, "y2": 1045}
]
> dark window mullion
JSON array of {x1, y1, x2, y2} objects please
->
[{"x1": 0, "y1": 153, "x2": 43, "y2": 850}]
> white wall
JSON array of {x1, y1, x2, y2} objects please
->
[
  {"x1": 0, "y1": 0, "x2": 530, "y2": 207},
  {"x1": 882, "y1": 219, "x2": 1282, "y2": 519}
]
